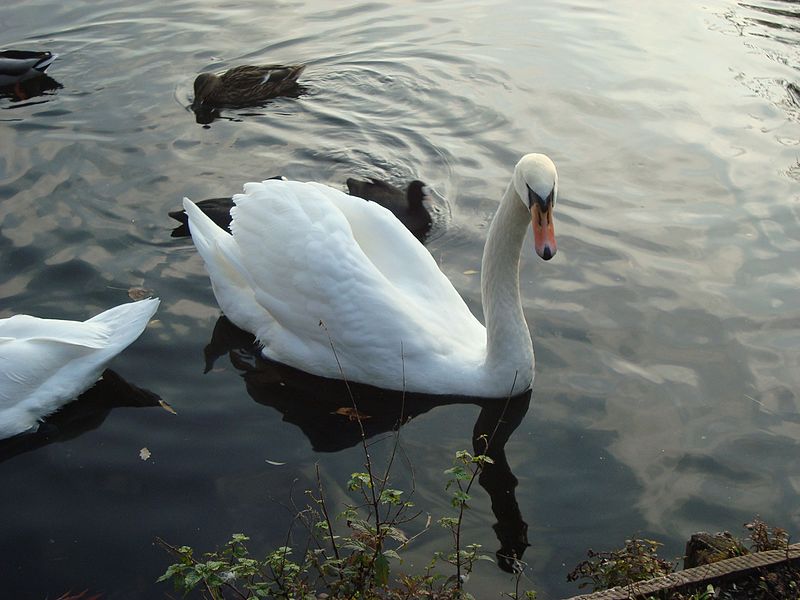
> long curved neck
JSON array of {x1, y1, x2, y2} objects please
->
[{"x1": 480, "y1": 181, "x2": 534, "y2": 378}]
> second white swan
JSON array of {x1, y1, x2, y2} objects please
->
[{"x1": 184, "y1": 153, "x2": 557, "y2": 398}]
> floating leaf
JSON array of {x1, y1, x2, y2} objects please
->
[
  {"x1": 128, "y1": 287, "x2": 153, "y2": 301},
  {"x1": 333, "y1": 407, "x2": 371, "y2": 420},
  {"x1": 158, "y1": 399, "x2": 177, "y2": 415},
  {"x1": 139, "y1": 447, "x2": 151, "y2": 461}
]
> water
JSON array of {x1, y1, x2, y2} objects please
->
[{"x1": 1, "y1": 0, "x2": 799, "y2": 597}]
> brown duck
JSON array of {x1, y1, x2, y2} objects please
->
[{"x1": 192, "y1": 63, "x2": 306, "y2": 109}]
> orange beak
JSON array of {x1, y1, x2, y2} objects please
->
[{"x1": 531, "y1": 203, "x2": 557, "y2": 260}]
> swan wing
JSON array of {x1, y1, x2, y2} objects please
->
[
  {"x1": 187, "y1": 181, "x2": 484, "y2": 389},
  {"x1": 0, "y1": 315, "x2": 114, "y2": 348}
]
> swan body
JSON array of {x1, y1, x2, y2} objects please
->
[
  {"x1": 0, "y1": 298, "x2": 159, "y2": 438},
  {"x1": 192, "y1": 63, "x2": 305, "y2": 109},
  {"x1": 0, "y1": 50, "x2": 58, "y2": 86},
  {"x1": 184, "y1": 154, "x2": 557, "y2": 398}
]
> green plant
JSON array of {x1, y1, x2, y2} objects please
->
[
  {"x1": 567, "y1": 536, "x2": 675, "y2": 592},
  {"x1": 439, "y1": 443, "x2": 496, "y2": 590},
  {"x1": 157, "y1": 444, "x2": 526, "y2": 599},
  {"x1": 745, "y1": 516, "x2": 790, "y2": 552}
]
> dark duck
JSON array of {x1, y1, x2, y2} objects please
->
[
  {"x1": 169, "y1": 178, "x2": 432, "y2": 241},
  {"x1": 192, "y1": 63, "x2": 306, "y2": 109}
]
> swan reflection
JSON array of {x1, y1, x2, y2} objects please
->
[
  {"x1": 205, "y1": 315, "x2": 531, "y2": 572},
  {"x1": 0, "y1": 369, "x2": 162, "y2": 463}
]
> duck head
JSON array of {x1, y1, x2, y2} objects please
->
[
  {"x1": 406, "y1": 180, "x2": 430, "y2": 211},
  {"x1": 514, "y1": 153, "x2": 557, "y2": 261},
  {"x1": 192, "y1": 72, "x2": 220, "y2": 107}
]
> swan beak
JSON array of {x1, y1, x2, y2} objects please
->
[{"x1": 531, "y1": 203, "x2": 557, "y2": 260}]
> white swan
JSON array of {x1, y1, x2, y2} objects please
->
[
  {"x1": 0, "y1": 298, "x2": 159, "y2": 438},
  {"x1": 184, "y1": 153, "x2": 557, "y2": 398}
]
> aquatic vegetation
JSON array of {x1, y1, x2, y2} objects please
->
[
  {"x1": 157, "y1": 447, "x2": 537, "y2": 599},
  {"x1": 567, "y1": 536, "x2": 675, "y2": 593}
]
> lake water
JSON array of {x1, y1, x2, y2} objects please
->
[{"x1": 1, "y1": 0, "x2": 799, "y2": 598}]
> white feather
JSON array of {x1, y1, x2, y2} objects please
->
[{"x1": 0, "y1": 298, "x2": 159, "y2": 438}]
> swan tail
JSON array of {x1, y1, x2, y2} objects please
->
[
  {"x1": 86, "y1": 298, "x2": 159, "y2": 351},
  {"x1": 0, "y1": 299, "x2": 158, "y2": 439},
  {"x1": 184, "y1": 197, "x2": 268, "y2": 332},
  {"x1": 183, "y1": 197, "x2": 237, "y2": 264}
]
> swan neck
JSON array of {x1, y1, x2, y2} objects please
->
[{"x1": 481, "y1": 181, "x2": 534, "y2": 379}]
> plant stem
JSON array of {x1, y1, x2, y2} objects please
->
[{"x1": 315, "y1": 463, "x2": 341, "y2": 562}]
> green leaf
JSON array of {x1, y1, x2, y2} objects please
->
[
  {"x1": 347, "y1": 472, "x2": 372, "y2": 491},
  {"x1": 184, "y1": 570, "x2": 203, "y2": 589},
  {"x1": 375, "y1": 552, "x2": 390, "y2": 587},
  {"x1": 156, "y1": 563, "x2": 185, "y2": 583},
  {"x1": 384, "y1": 526, "x2": 408, "y2": 543},
  {"x1": 444, "y1": 466, "x2": 470, "y2": 480},
  {"x1": 379, "y1": 488, "x2": 404, "y2": 505},
  {"x1": 451, "y1": 490, "x2": 470, "y2": 507}
]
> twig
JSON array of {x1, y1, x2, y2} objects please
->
[
  {"x1": 315, "y1": 463, "x2": 341, "y2": 562},
  {"x1": 320, "y1": 320, "x2": 383, "y2": 590}
]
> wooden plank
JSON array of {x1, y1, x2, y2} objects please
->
[{"x1": 564, "y1": 543, "x2": 800, "y2": 600}]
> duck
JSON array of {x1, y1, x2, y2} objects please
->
[
  {"x1": 346, "y1": 178, "x2": 432, "y2": 239},
  {"x1": 0, "y1": 298, "x2": 159, "y2": 439},
  {"x1": 168, "y1": 176, "x2": 431, "y2": 239},
  {"x1": 192, "y1": 63, "x2": 306, "y2": 109},
  {"x1": 183, "y1": 153, "x2": 557, "y2": 398},
  {"x1": 168, "y1": 176, "x2": 286, "y2": 237},
  {"x1": 0, "y1": 50, "x2": 58, "y2": 86}
]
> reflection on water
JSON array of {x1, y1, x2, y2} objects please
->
[
  {"x1": 192, "y1": 85, "x2": 308, "y2": 125},
  {"x1": 0, "y1": 0, "x2": 799, "y2": 597},
  {"x1": 718, "y1": 1, "x2": 800, "y2": 130},
  {"x1": 0, "y1": 73, "x2": 61, "y2": 105},
  {"x1": 0, "y1": 369, "x2": 160, "y2": 464},
  {"x1": 206, "y1": 315, "x2": 531, "y2": 569}
]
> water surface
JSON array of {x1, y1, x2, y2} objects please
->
[{"x1": 1, "y1": 0, "x2": 799, "y2": 597}]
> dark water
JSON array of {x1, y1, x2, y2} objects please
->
[{"x1": 1, "y1": 0, "x2": 799, "y2": 598}]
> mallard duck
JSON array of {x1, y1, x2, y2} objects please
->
[
  {"x1": 0, "y1": 298, "x2": 159, "y2": 439},
  {"x1": 346, "y1": 178, "x2": 431, "y2": 239},
  {"x1": 192, "y1": 63, "x2": 306, "y2": 109},
  {"x1": 183, "y1": 153, "x2": 557, "y2": 398},
  {"x1": 168, "y1": 176, "x2": 431, "y2": 239},
  {"x1": 0, "y1": 50, "x2": 58, "y2": 86}
]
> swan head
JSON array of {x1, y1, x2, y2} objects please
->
[{"x1": 514, "y1": 153, "x2": 558, "y2": 261}]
